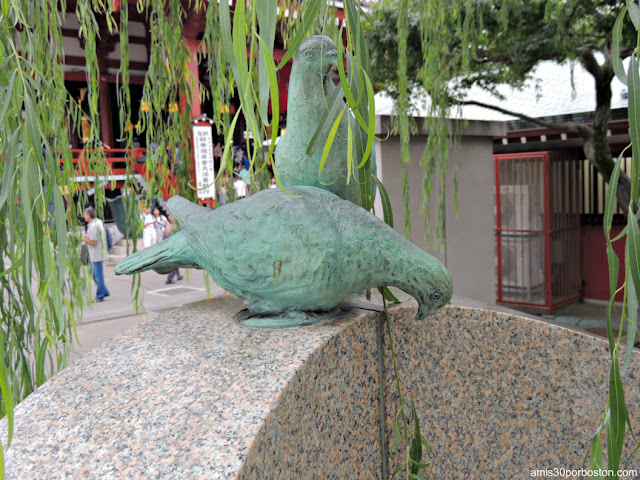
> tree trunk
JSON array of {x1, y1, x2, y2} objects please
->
[
  {"x1": 580, "y1": 52, "x2": 633, "y2": 216},
  {"x1": 464, "y1": 51, "x2": 635, "y2": 217}
]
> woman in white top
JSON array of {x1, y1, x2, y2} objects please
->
[
  {"x1": 140, "y1": 205, "x2": 156, "y2": 248},
  {"x1": 153, "y1": 207, "x2": 169, "y2": 245},
  {"x1": 233, "y1": 176, "x2": 248, "y2": 198}
]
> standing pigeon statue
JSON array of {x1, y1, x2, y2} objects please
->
[
  {"x1": 115, "y1": 188, "x2": 452, "y2": 321},
  {"x1": 275, "y1": 35, "x2": 376, "y2": 207}
]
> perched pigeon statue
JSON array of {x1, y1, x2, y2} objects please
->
[
  {"x1": 115, "y1": 188, "x2": 452, "y2": 320},
  {"x1": 275, "y1": 35, "x2": 377, "y2": 207}
]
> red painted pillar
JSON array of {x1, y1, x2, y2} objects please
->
[{"x1": 183, "y1": 37, "x2": 202, "y2": 119}]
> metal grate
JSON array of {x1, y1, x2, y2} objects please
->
[
  {"x1": 582, "y1": 153, "x2": 632, "y2": 222},
  {"x1": 495, "y1": 151, "x2": 581, "y2": 313}
]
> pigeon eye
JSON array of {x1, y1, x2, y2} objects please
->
[
  {"x1": 304, "y1": 49, "x2": 316, "y2": 60},
  {"x1": 430, "y1": 292, "x2": 441, "y2": 302}
]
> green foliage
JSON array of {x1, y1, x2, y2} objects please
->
[
  {"x1": 368, "y1": 0, "x2": 635, "y2": 96},
  {"x1": 584, "y1": 3, "x2": 640, "y2": 476},
  {"x1": 383, "y1": 295, "x2": 433, "y2": 480},
  {"x1": 0, "y1": 0, "x2": 93, "y2": 461},
  {"x1": 365, "y1": 0, "x2": 638, "y2": 244}
]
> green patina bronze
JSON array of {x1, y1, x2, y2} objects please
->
[
  {"x1": 115, "y1": 188, "x2": 453, "y2": 324},
  {"x1": 116, "y1": 38, "x2": 453, "y2": 327},
  {"x1": 275, "y1": 35, "x2": 377, "y2": 207}
]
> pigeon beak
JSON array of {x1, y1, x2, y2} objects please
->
[
  {"x1": 322, "y1": 59, "x2": 338, "y2": 75},
  {"x1": 416, "y1": 304, "x2": 431, "y2": 321}
]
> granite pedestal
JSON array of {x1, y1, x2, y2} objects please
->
[{"x1": 1, "y1": 295, "x2": 639, "y2": 479}]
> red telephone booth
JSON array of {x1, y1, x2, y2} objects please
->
[{"x1": 495, "y1": 151, "x2": 581, "y2": 313}]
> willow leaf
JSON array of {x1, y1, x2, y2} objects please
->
[
  {"x1": 629, "y1": 2, "x2": 640, "y2": 29},
  {"x1": 373, "y1": 175, "x2": 394, "y2": 228},
  {"x1": 356, "y1": 69, "x2": 376, "y2": 169},
  {"x1": 606, "y1": 357, "x2": 627, "y2": 476},
  {"x1": 230, "y1": 1, "x2": 262, "y2": 158},
  {"x1": 35, "y1": 337, "x2": 47, "y2": 387},
  {"x1": 0, "y1": 332, "x2": 13, "y2": 446},
  {"x1": 606, "y1": 244, "x2": 620, "y2": 353},
  {"x1": 409, "y1": 399, "x2": 423, "y2": 474},
  {"x1": 357, "y1": 148, "x2": 372, "y2": 210},
  {"x1": 256, "y1": 0, "x2": 277, "y2": 125},
  {"x1": 628, "y1": 57, "x2": 640, "y2": 201},
  {"x1": 305, "y1": 84, "x2": 343, "y2": 157},
  {"x1": 346, "y1": 116, "x2": 353, "y2": 184},
  {"x1": 613, "y1": 4, "x2": 630, "y2": 84},
  {"x1": 604, "y1": 153, "x2": 624, "y2": 240},
  {"x1": 623, "y1": 263, "x2": 638, "y2": 375},
  {"x1": 256, "y1": 32, "x2": 280, "y2": 159},
  {"x1": 628, "y1": 209, "x2": 640, "y2": 308},
  {"x1": 276, "y1": 0, "x2": 325, "y2": 69},
  {"x1": 216, "y1": 106, "x2": 243, "y2": 182},
  {"x1": 588, "y1": 429, "x2": 605, "y2": 474},
  {"x1": 319, "y1": 108, "x2": 344, "y2": 175},
  {"x1": 0, "y1": 129, "x2": 19, "y2": 210},
  {"x1": 272, "y1": 163, "x2": 302, "y2": 198},
  {"x1": 344, "y1": 0, "x2": 372, "y2": 116},
  {"x1": 218, "y1": 0, "x2": 239, "y2": 89},
  {"x1": 336, "y1": 37, "x2": 368, "y2": 132},
  {"x1": 0, "y1": 71, "x2": 15, "y2": 128},
  {"x1": 380, "y1": 286, "x2": 401, "y2": 304},
  {"x1": 232, "y1": 0, "x2": 250, "y2": 98},
  {"x1": 612, "y1": 225, "x2": 629, "y2": 242},
  {"x1": 391, "y1": 462, "x2": 404, "y2": 477}
]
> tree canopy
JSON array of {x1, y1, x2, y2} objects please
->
[{"x1": 366, "y1": 0, "x2": 637, "y2": 212}]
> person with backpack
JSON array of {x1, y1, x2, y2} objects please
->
[{"x1": 82, "y1": 206, "x2": 110, "y2": 302}]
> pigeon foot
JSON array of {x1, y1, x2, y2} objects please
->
[{"x1": 234, "y1": 307, "x2": 347, "y2": 329}]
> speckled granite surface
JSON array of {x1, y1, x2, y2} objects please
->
[
  {"x1": 1, "y1": 295, "x2": 639, "y2": 479},
  {"x1": 0, "y1": 296, "x2": 378, "y2": 479},
  {"x1": 383, "y1": 303, "x2": 640, "y2": 479}
]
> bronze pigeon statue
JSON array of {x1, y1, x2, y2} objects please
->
[
  {"x1": 275, "y1": 35, "x2": 377, "y2": 207},
  {"x1": 115, "y1": 188, "x2": 452, "y2": 320}
]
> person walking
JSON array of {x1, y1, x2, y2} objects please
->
[
  {"x1": 153, "y1": 207, "x2": 169, "y2": 245},
  {"x1": 234, "y1": 146, "x2": 244, "y2": 165},
  {"x1": 213, "y1": 141, "x2": 223, "y2": 172},
  {"x1": 82, "y1": 206, "x2": 110, "y2": 302},
  {"x1": 154, "y1": 207, "x2": 184, "y2": 284},
  {"x1": 140, "y1": 204, "x2": 156, "y2": 247}
]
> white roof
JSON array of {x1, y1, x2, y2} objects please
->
[{"x1": 375, "y1": 58, "x2": 629, "y2": 122}]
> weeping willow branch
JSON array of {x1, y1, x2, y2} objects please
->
[{"x1": 460, "y1": 99, "x2": 592, "y2": 136}]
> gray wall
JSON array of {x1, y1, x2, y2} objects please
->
[{"x1": 374, "y1": 117, "x2": 506, "y2": 304}]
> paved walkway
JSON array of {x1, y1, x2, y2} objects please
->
[
  {"x1": 541, "y1": 301, "x2": 634, "y2": 343},
  {"x1": 71, "y1": 248, "x2": 226, "y2": 363}
]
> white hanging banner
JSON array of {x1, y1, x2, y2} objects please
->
[{"x1": 192, "y1": 124, "x2": 216, "y2": 200}]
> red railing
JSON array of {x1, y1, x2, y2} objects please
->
[{"x1": 62, "y1": 148, "x2": 179, "y2": 200}]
